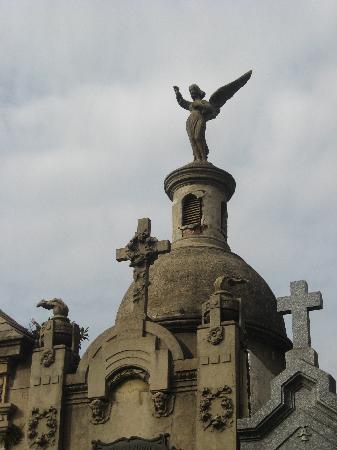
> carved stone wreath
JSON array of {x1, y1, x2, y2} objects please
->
[
  {"x1": 199, "y1": 386, "x2": 233, "y2": 431},
  {"x1": 40, "y1": 349, "x2": 55, "y2": 368},
  {"x1": 207, "y1": 326, "x2": 224, "y2": 345},
  {"x1": 27, "y1": 406, "x2": 57, "y2": 447}
]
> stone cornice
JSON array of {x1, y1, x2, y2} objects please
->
[{"x1": 164, "y1": 161, "x2": 236, "y2": 201}]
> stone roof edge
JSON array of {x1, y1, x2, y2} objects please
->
[
  {"x1": 237, "y1": 358, "x2": 337, "y2": 439},
  {"x1": 0, "y1": 308, "x2": 34, "y2": 340}
]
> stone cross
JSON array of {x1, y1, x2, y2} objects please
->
[
  {"x1": 277, "y1": 280, "x2": 322, "y2": 348},
  {"x1": 116, "y1": 218, "x2": 170, "y2": 318}
]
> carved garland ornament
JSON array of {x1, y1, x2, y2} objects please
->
[
  {"x1": 199, "y1": 386, "x2": 233, "y2": 431},
  {"x1": 27, "y1": 406, "x2": 57, "y2": 447}
]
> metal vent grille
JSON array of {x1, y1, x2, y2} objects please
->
[{"x1": 182, "y1": 194, "x2": 202, "y2": 226}]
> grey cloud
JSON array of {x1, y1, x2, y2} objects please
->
[{"x1": 1, "y1": 1, "x2": 336, "y2": 375}]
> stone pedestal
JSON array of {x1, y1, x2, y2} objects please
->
[
  {"x1": 195, "y1": 277, "x2": 245, "y2": 450},
  {"x1": 25, "y1": 316, "x2": 80, "y2": 449},
  {"x1": 164, "y1": 162, "x2": 236, "y2": 250},
  {"x1": 197, "y1": 321, "x2": 240, "y2": 450}
]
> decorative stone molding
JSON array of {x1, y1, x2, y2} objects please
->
[
  {"x1": 89, "y1": 398, "x2": 112, "y2": 425},
  {"x1": 0, "y1": 377, "x2": 4, "y2": 404},
  {"x1": 40, "y1": 349, "x2": 55, "y2": 368},
  {"x1": 92, "y1": 433, "x2": 180, "y2": 449},
  {"x1": 151, "y1": 391, "x2": 175, "y2": 418},
  {"x1": 108, "y1": 367, "x2": 149, "y2": 390},
  {"x1": 0, "y1": 403, "x2": 22, "y2": 448},
  {"x1": 207, "y1": 326, "x2": 224, "y2": 345},
  {"x1": 27, "y1": 406, "x2": 57, "y2": 447},
  {"x1": 199, "y1": 386, "x2": 233, "y2": 431},
  {"x1": 173, "y1": 370, "x2": 197, "y2": 382}
]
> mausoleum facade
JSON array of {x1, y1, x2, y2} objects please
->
[{"x1": 1, "y1": 78, "x2": 336, "y2": 449}]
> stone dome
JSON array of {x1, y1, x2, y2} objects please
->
[{"x1": 117, "y1": 245, "x2": 289, "y2": 349}]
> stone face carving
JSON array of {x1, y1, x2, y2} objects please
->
[
  {"x1": 89, "y1": 398, "x2": 111, "y2": 425},
  {"x1": 207, "y1": 326, "x2": 224, "y2": 345},
  {"x1": 40, "y1": 349, "x2": 55, "y2": 368},
  {"x1": 92, "y1": 433, "x2": 180, "y2": 449},
  {"x1": 151, "y1": 391, "x2": 175, "y2": 418},
  {"x1": 173, "y1": 71, "x2": 252, "y2": 161},
  {"x1": 27, "y1": 406, "x2": 57, "y2": 447},
  {"x1": 37, "y1": 298, "x2": 69, "y2": 318},
  {"x1": 199, "y1": 386, "x2": 233, "y2": 431}
]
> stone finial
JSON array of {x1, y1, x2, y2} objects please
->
[
  {"x1": 116, "y1": 218, "x2": 170, "y2": 318},
  {"x1": 213, "y1": 276, "x2": 248, "y2": 296},
  {"x1": 277, "y1": 280, "x2": 322, "y2": 349},
  {"x1": 37, "y1": 298, "x2": 69, "y2": 318}
]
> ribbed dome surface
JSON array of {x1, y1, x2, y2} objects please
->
[{"x1": 117, "y1": 246, "x2": 287, "y2": 344}]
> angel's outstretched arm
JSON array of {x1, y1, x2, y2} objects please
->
[{"x1": 173, "y1": 86, "x2": 191, "y2": 111}]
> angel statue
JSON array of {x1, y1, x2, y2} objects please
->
[{"x1": 173, "y1": 70, "x2": 252, "y2": 161}]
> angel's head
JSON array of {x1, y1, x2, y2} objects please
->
[{"x1": 189, "y1": 84, "x2": 205, "y2": 101}]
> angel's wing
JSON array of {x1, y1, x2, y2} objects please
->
[{"x1": 209, "y1": 70, "x2": 252, "y2": 109}]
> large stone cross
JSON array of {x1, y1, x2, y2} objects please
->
[
  {"x1": 277, "y1": 280, "x2": 322, "y2": 348},
  {"x1": 116, "y1": 218, "x2": 170, "y2": 318}
]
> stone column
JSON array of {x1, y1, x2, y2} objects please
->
[
  {"x1": 164, "y1": 162, "x2": 236, "y2": 251},
  {"x1": 25, "y1": 315, "x2": 80, "y2": 449},
  {"x1": 0, "y1": 360, "x2": 15, "y2": 450},
  {"x1": 196, "y1": 277, "x2": 245, "y2": 450}
]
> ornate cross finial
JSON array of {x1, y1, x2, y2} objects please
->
[
  {"x1": 116, "y1": 218, "x2": 171, "y2": 318},
  {"x1": 277, "y1": 280, "x2": 322, "y2": 348}
]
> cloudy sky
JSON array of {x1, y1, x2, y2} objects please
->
[{"x1": 1, "y1": 1, "x2": 336, "y2": 376}]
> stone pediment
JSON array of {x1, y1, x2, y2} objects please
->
[
  {"x1": 238, "y1": 357, "x2": 337, "y2": 449},
  {"x1": 0, "y1": 309, "x2": 33, "y2": 358},
  {"x1": 92, "y1": 434, "x2": 178, "y2": 449}
]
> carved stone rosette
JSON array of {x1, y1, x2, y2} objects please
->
[
  {"x1": 207, "y1": 326, "x2": 224, "y2": 345},
  {"x1": 199, "y1": 386, "x2": 233, "y2": 431},
  {"x1": 89, "y1": 398, "x2": 112, "y2": 425},
  {"x1": 40, "y1": 349, "x2": 55, "y2": 368},
  {"x1": 151, "y1": 391, "x2": 175, "y2": 418},
  {"x1": 27, "y1": 406, "x2": 57, "y2": 447}
]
